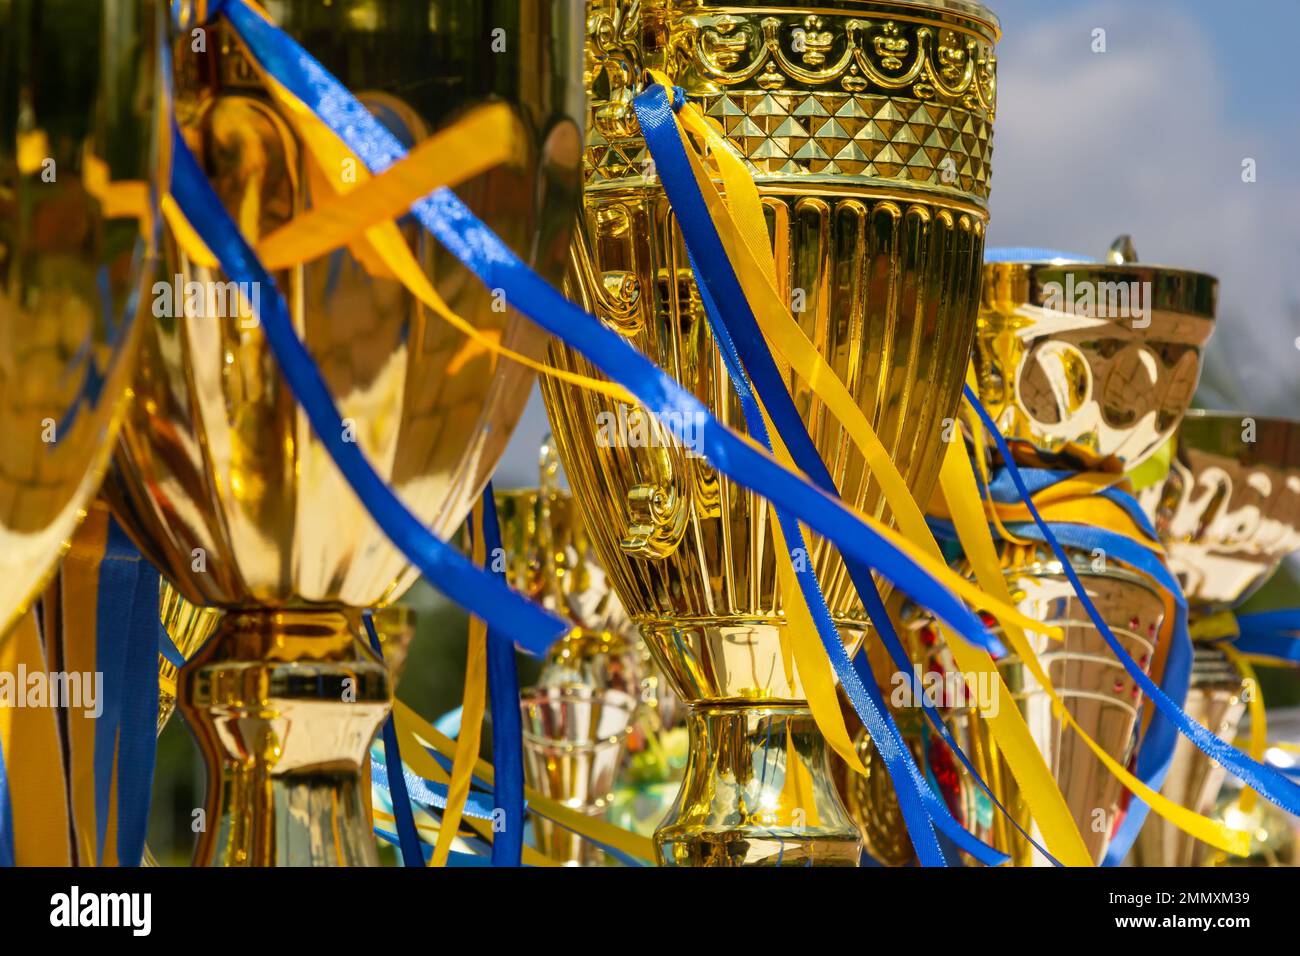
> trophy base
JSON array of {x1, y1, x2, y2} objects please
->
[
  {"x1": 178, "y1": 608, "x2": 391, "y2": 866},
  {"x1": 655, "y1": 704, "x2": 863, "y2": 867}
]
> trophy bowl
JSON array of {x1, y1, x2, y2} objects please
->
[
  {"x1": 1141, "y1": 410, "x2": 1300, "y2": 609},
  {"x1": 0, "y1": 0, "x2": 158, "y2": 641},
  {"x1": 1132, "y1": 410, "x2": 1300, "y2": 865},
  {"x1": 976, "y1": 242, "x2": 1218, "y2": 471},
  {"x1": 544, "y1": 0, "x2": 1000, "y2": 865},
  {"x1": 954, "y1": 242, "x2": 1218, "y2": 863},
  {"x1": 105, "y1": 0, "x2": 585, "y2": 866},
  {"x1": 520, "y1": 685, "x2": 636, "y2": 866}
]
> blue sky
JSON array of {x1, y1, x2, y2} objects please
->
[{"x1": 495, "y1": 0, "x2": 1300, "y2": 487}]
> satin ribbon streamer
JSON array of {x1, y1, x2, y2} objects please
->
[
  {"x1": 963, "y1": 389, "x2": 1300, "y2": 863},
  {"x1": 174, "y1": 0, "x2": 1026, "y2": 727},
  {"x1": 362, "y1": 611, "x2": 423, "y2": 867}
]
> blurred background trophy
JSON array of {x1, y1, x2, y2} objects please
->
[
  {"x1": 0, "y1": 0, "x2": 159, "y2": 866},
  {"x1": 0, "y1": 0, "x2": 156, "y2": 639},
  {"x1": 959, "y1": 238, "x2": 1217, "y2": 864},
  {"x1": 1132, "y1": 410, "x2": 1300, "y2": 865},
  {"x1": 1203, "y1": 708, "x2": 1300, "y2": 868},
  {"x1": 543, "y1": 0, "x2": 1000, "y2": 865},
  {"x1": 497, "y1": 439, "x2": 680, "y2": 864},
  {"x1": 103, "y1": 0, "x2": 585, "y2": 866}
]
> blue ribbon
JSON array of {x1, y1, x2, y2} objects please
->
[
  {"x1": 962, "y1": 388, "x2": 1300, "y2": 864},
  {"x1": 639, "y1": 84, "x2": 1009, "y2": 865},
  {"x1": 0, "y1": 734, "x2": 13, "y2": 867},
  {"x1": 1234, "y1": 610, "x2": 1300, "y2": 663},
  {"x1": 368, "y1": 750, "x2": 500, "y2": 820},
  {"x1": 362, "y1": 610, "x2": 424, "y2": 867},
  {"x1": 114, "y1": 540, "x2": 162, "y2": 867},
  {"x1": 477, "y1": 486, "x2": 526, "y2": 866},
  {"x1": 87, "y1": 519, "x2": 163, "y2": 866}
]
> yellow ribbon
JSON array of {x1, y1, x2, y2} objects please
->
[
  {"x1": 0, "y1": 612, "x2": 72, "y2": 865},
  {"x1": 392, "y1": 700, "x2": 655, "y2": 863},
  {"x1": 649, "y1": 77, "x2": 1095, "y2": 861},
  {"x1": 941, "y1": 421, "x2": 1251, "y2": 856},
  {"x1": 1221, "y1": 645, "x2": 1266, "y2": 815},
  {"x1": 430, "y1": 503, "x2": 492, "y2": 867}
]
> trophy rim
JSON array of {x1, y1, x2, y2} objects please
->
[
  {"x1": 983, "y1": 260, "x2": 1219, "y2": 322},
  {"x1": 1178, "y1": 409, "x2": 1300, "y2": 465},
  {"x1": 983, "y1": 259, "x2": 1220, "y2": 291},
  {"x1": 895, "y1": 0, "x2": 1002, "y2": 36},
  {"x1": 762, "y1": 0, "x2": 1003, "y2": 37}
]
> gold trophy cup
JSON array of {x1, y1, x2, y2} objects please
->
[
  {"x1": 966, "y1": 240, "x2": 1217, "y2": 863},
  {"x1": 105, "y1": 0, "x2": 585, "y2": 865},
  {"x1": 494, "y1": 440, "x2": 649, "y2": 864},
  {"x1": 1133, "y1": 410, "x2": 1300, "y2": 866},
  {"x1": 544, "y1": 0, "x2": 1000, "y2": 865},
  {"x1": 0, "y1": 0, "x2": 158, "y2": 641}
]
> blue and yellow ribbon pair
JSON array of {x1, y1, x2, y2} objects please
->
[
  {"x1": 0, "y1": 504, "x2": 163, "y2": 867},
  {"x1": 161, "y1": 0, "x2": 1083, "y2": 866},
  {"x1": 935, "y1": 399, "x2": 1300, "y2": 861}
]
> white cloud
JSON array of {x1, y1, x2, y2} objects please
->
[{"x1": 988, "y1": 1, "x2": 1300, "y2": 416}]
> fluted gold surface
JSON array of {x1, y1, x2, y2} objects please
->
[
  {"x1": 545, "y1": 0, "x2": 999, "y2": 865},
  {"x1": 106, "y1": 0, "x2": 585, "y2": 866},
  {"x1": 0, "y1": 0, "x2": 158, "y2": 640}
]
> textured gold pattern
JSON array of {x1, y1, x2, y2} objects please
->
[
  {"x1": 585, "y1": 2, "x2": 997, "y2": 200},
  {"x1": 546, "y1": 0, "x2": 998, "y2": 866}
]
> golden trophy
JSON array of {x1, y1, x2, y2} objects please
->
[
  {"x1": 964, "y1": 239, "x2": 1218, "y2": 864},
  {"x1": 105, "y1": 0, "x2": 585, "y2": 865},
  {"x1": 0, "y1": 0, "x2": 158, "y2": 642},
  {"x1": 544, "y1": 0, "x2": 1000, "y2": 865},
  {"x1": 1132, "y1": 410, "x2": 1300, "y2": 866},
  {"x1": 520, "y1": 685, "x2": 637, "y2": 866},
  {"x1": 495, "y1": 439, "x2": 645, "y2": 702}
]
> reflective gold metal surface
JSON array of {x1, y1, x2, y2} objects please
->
[
  {"x1": 1142, "y1": 410, "x2": 1300, "y2": 609},
  {"x1": 1132, "y1": 644, "x2": 1246, "y2": 867},
  {"x1": 0, "y1": 0, "x2": 158, "y2": 640},
  {"x1": 106, "y1": 0, "x2": 585, "y2": 865},
  {"x1": 976, "y1": 241, "x2": 1217, "y2": 471},
  {"x1": 945, "y1": 545, "x2": 1167, "y2": 865},
  {"x1": 521, "y1": 686, "x2": 636, "y2": 866},
  {"x1": 544, "y1": 0, "x2": 999, "y2": 866},
  {"x1": 368, "y1": 603, "x2": 417, "y2": 687},
  {"x1": 158, "y1": 581, "x2": 222, "y2": 733}
]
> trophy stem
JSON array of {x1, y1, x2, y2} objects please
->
[
  {"x1": 178, "y1": 609, "x2": 390, "y2": 866},
  {"x1": 656, "y1": 704, "x2": 863, "y2": 867}
]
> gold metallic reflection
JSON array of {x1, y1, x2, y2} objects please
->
[{"x1": 0, "y1": 0, "x2": 157, "y2": 640}]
